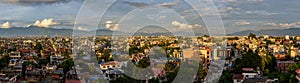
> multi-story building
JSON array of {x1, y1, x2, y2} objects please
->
[
  {"x1": 199, "y1": 47, "x2": 211, "y2": 69},
  {"x1": 277, "y1": 60, "x2": 295, "y2": 73}
]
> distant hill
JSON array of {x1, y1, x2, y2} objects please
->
[
  {"x1": 0, "y1": 26, "x2": 206, "y2": 37},
  {"x1": 8, "y1": 26, "x2": 299, "y2": 37},
  {"x1": 0, "y1": 26, "x2": 75, "y2": 36},
  {"x1": 228, "y1": 28, "x2": 300, "y2": 36},
  {"x1": 0, "y1": 26, "x2": 126, "y2": 37}
]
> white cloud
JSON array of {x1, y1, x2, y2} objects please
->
[
  {"x1": 203, "y1": 7, "x2": 212, "y2": 12},
  {"x1": 78, "y1": 27, "x2": 87, "y2": 31},
  {"x1": 226, "y1": 7, "x2": 233, "y2": 11},
  {"x1": 159, "y1": 16, "x2": 166, "y2": 18},
  {"x1": 171, "y1": 21, "x2": 201, "y2": 29},
  {"x1": 233, "y1": 21, "x2": 251, "y2": 26},
  {"x1": 0, "y1": 21, "x2": 11, "y2": 28},
  {"x1": 278, "y1": 23, "x2": 296, "y2": 28},
  {"x1": 158, "y1": 0, "x2": 180, "y2": 8},
  {"x1": 105, "y1": 20, "x2": 118, "y2": 31},
  {"x1": 263, "y1": 22, "x2": 300, "y2": 28},
  {"x1": 33, "y1": 18, "x2": 59, "y2": 28},
  {"x1": 263, "y1": 22, "x2": 278, "y2": 26},
  {"x1": 247, "y1": 0, "x2": 264, "y2": 2}
]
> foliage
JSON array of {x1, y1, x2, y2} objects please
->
[
  {"x1": 232, "y1": 50, "x2": 261, "y2": 73},
  {"x1": 34, "y1": 42, "x2": 43, "y2": 51},
  {"x1": 0, "y1": 54, "x2": 10, "y2": 70},
  {"x1": 58, "y1": 58, "x2": 74, "y2": 74},
  {"x1": 248, "y1": 33, "x2": 256, "y2": 39},
  {"x1": 137, "y1": 58, "x2": 151, "y2": 68},
  {"x1": 218, "y1": 70, "x2": 233, "y2": 83}
]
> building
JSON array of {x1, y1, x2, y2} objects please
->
[
  {"x1": 199, "y1": 47, "x2": 211, "y2": 69},
  {"x1": 99, "y1": 61, "x2": 122, "y2": 70},
  {"x1": 172, "y1": 49, "x2": 181, "y2": 59},
  {"x1": 50, "y1": 55, "x2": 64, "y2": 64},
  {"x1": 0, "y1": 73, "x2": 18, "y2": 83},
  {"x1": 291, "y1": 47, "x2": 298, "y2": 58},
  {"x1": 182, "y1": 49, "x2": 199, "y2": 60},
  {"x1": 242, "y1": 68, "x2": 259, "y2": 79},
  {"x1": 9, "y1": 51, "x2": 21, "y2": 60},
  {"x1": 277, "y1": 60, "x2": 294, "y2": 73},
  {"x1": 211, "y1": 46, "x2": 226, "y2": 61},
  {"x1": 52, "y1": 69, "x2": 64, "y2": 80},
  {"x1": 233, "y1": 74, "x2": 244, "y2": 83}
]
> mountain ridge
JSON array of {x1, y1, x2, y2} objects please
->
[{"x1": 1, "y1": 26, "x2": 300, "y2": 37}]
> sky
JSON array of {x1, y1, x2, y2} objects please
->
[{"x1": 0, "y1": 0, "x2": 300, "y2": 34}]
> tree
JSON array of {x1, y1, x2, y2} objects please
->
[
  {"x1": 0, "y1": 54, "x2": 10, "y2": 70},
  {"x1": 248, "y1": 33, "x2": 256, "y2": 39},
  {"x1": 259, "y1": 50, "x2": 272, "y2": 71},
  {"x1": 195, "y1": 63, "x2": 206, "y2": 82},
  {"x1": 218, "y1": 70, "x2": 233, "y2": 83},
  {"x1": 38, "y1": 58, "x2": 49, "y2": 66},
  {"x1": 58, "y1": 58, "x2": 74, "y2": 74},
  {"x1": 232, "y1": 50, "x2": 262, "y2": 73},
  {"x1": 62, "y1": 51, "x2": 71, "y2": 59},
  {"x1": 137, "y1": 58, "x2": 151, "y2": 68},
  {"x1": 35, "y1": 42, "x2": 43, "y2": 51}
]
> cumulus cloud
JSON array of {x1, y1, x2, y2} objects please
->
[
  {"x1": 0, "y1": 22, "x2": 11, "y2": 28},
  {"x1": 233, "y1": 21, "x2": 251, "y2": 26},
  {"x1": 159, "y1": 16, "x2": 166, "y2": 18},
  {"x1": 33, "y1": 18, "x2": 59, "y2": 28},
  {"x1": 180, "y1": 9, "x2": 195, "y2": 14},
  {"x1": 278, "y1": 23, "x2": 296, "y2": 28},
  {"x1": 78, "y1": 27, "x2": 87, "y2": 31},
  {"x1": 123, "y1": 0, "x2": 180, "y2": 8},
  {"x1": 105, "y1": 20, "x2": 118, "y2": 31},
  {"x1": 203, "y1": 7, "x2": 212, "y2": 11},
  {"x1": 171, "y1": 21, "x2": 201, "y2": 29},
  {"x1": 158, "y1": 0, "x2": 180, "y2": 8},
  {"x1": 263, "y1": 22, "x2": 278, "y2": 26},
  {"x1": 263, "y1": 22, "x2": 300, "y2": 28}
]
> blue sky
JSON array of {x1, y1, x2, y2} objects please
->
[{"x1": 0, "y1": 0, "x2": 300, "y2": 33}]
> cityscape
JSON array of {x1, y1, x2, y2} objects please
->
[
  {"x1": 0, "y1": 34, "x2": 299, "y2": 82},
  {"x1": 1, "y1": 0, "x2": 300, "y2": 83}
]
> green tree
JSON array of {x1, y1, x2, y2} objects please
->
[
  {"x1": 0, "y1": 54, "x2": 10, "y2": 70},
  {"x1": 218, "y1": 70, "x2": 233, "y2": 83},
  {"x1": 58, "y1": 58, "x2": 74, "y2": 74},
  {"x1": 137, "y1": 58, "x2": 151, "y2": 68},
  {"x1": 195, "y1": 63, "x2": 206, "y2": 82},
  {"x1": 248, "y1": 33, "x2": 256, "y2": 39},
  {"x1": 62, "y1": 51, "x2": 71, "y2": 59},
  {"x1": 35, "y1": 42, "x2": 43, "y2": 51},
  {"x1": 232, "y1": 50, "x2": 262, "y2": 73}
]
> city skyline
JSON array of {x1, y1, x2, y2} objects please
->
[{"x1": 1, "y1": 0, "x2": 300, "y2": 33}]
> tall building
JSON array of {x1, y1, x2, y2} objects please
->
[{"x1": 199, "y1": 47, "x2": 211, "y2": 69}]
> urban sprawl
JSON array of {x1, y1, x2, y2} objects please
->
[{"x1": 0, "y1": 33, "x2": 300, "y2": 83}]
